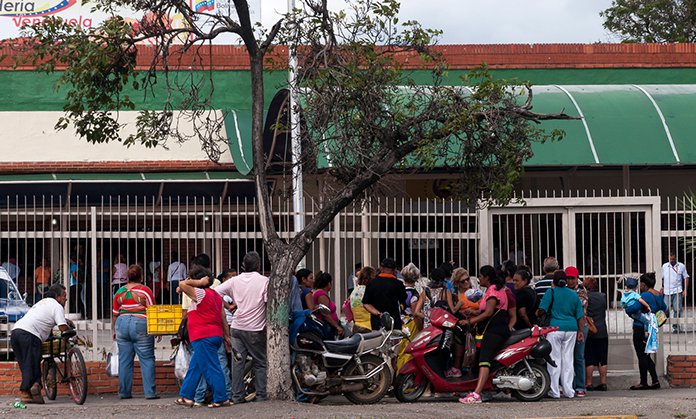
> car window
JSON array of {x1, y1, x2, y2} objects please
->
[{"x1": 0, "y1": 279, "x2": 21, "y2": 301}]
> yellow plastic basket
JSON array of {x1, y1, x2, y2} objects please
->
[{"x1": 146, "y1": 305, "x2": 183, "y2": 335}]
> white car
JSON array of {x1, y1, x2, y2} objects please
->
[{"x1": 0, "y1": 267, "x2": 30, "y2": 351}]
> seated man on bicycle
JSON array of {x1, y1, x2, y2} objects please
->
[{"x1": 11, "y1": 284, "x2": 74, "y2": 404}]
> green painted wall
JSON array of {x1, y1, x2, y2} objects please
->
[
  {"x1": 2, "y1": 67, "x2": 695, "y2": 111},
  {"x1": 408, "y1": 68, "x2": 696, "y2": 86},
  {"x1": 0, "y1": 70, "x2": 288, "y2": 111}
]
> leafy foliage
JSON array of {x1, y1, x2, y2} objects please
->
[
  {"x1": 283, "y1": 1, "x2": 568, "y2": 207},
  {"x1": 601, "y1": 0, "x2": 696, "y2": 42}
]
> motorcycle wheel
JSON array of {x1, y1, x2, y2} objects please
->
[
  {"x1": 393, "y1": 372, "x2": 426, "y2": 403},
  {"x1": 343, "y1": 354, "x2": 391, "y2": 405},
  {"x1": 243, "y1": 357, "x2": 257, "y2": 402},
  {"x1": 511, "y1": 362, "x2": 551, "y2": 402}
]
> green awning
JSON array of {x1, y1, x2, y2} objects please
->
[
  {"x1": 225, "y1": 109, "x2": 254, "y2": 176},
  {"x1": 528, "y1": 85, "x2": 690, "y2": 166},
  {"x1": 302, "y1": 85, "x2": 696, "y2": 169}
]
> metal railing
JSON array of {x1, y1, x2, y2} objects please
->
[{"x1": 0, "y1": 190, "x2": 693, "y2": 370}]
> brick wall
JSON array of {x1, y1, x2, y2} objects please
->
[
  {"x1": 0, "y1": 361, "x2": 178, "y2": 396},
  {"x1": 5, "y1": 43, "x2": 696, "y2": 71},
  {"x1": 666, "y1": 355, "x2": 696, "y2": 387}
]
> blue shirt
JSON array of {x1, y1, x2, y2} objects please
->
[
  {"x1": 289, "y1": 276, "x2": 303, "y2": 313},
  {"x1": 69, "y1": 262, "x2": 79, "y2": 286},
  {"x1": 621, "y1": 290, "x2": 641, "y2": 308},
  {"x1": 539, "y1": 286, "x2": 583, "y2": 332},
  {"x1": 629, "y1": 290, "x2": 666, "y2": 329}
]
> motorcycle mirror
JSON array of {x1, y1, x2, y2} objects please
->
[
  {"x1": 380, "y1": 312, "x2": 393, "y2": 330},
  {"x1": 315, "y1": 304, "x2": 331, "y2": 315}
]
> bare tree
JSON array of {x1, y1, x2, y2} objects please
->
[{"x1": 20, "y1": 0, "x2": 573, "y2": 399}]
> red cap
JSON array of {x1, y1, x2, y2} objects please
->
[{"x1": 564, "y1": 266, "x2": 579, "y2": 278}]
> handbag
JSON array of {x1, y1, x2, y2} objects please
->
[
  {"x1": 537, "y1": 289, "x2": 554, "y2": 327},
  {"x1": 474, "y1": 309, "x2": 500, "y2": 348},
  {"x1": 586, "y1": 316, "x2": 597, "y2": 336},
  {"x1": 105, "y1": 342, "x2": 119, "y2": 377}
]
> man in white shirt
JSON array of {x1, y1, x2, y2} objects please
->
[
  {"x1": 661, "y1": 252, "x2": 690, "y2": 333},
  {"x1": 215, "y1": 251, "x2": 268, "y2": 404},
  {"x1": 167, "y1": 251, "x2": 187, "y2": 304},
  {"x1": 11, "y1": 284, "x2": 73, "y2": 404}
]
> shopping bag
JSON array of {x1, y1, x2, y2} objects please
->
[
  {"x1": 645, "y1": 313, "x2": 659, "y2": 354},
  {"x1": 106, "y1": 342, "x2": 119, "y2": 377},
  {"x1": 174, "y1": 343, "x2": 191, "y2": 380},
  {"x1": 462, "y1": 331, "x2": 477, "y2": 368}
]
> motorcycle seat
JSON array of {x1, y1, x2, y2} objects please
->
[
  {"x1": 502, "y1": 328, "x2": 532, "y2": 347},
  {"x1": 359, "y1": 331, "x2": 383, "y2": 340},
  {"x1": 324, "y1": 334, "x2": 362, "y2": 354}
]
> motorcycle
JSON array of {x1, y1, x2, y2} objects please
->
[
  {"x1": 290, "y1": 305, "x2": 397, "y2": 404},
  {"x1": 394, "y1": 307, "x2": 557, "y2": 402}
]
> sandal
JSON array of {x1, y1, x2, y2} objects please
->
[
  {"x1": 175, "y1": 397, "x2": 194, "y2": 407},
  {"x1": 458, "y1": 392, "x2": 482, "y2": 404},
  {"x1": 208, "y1": 401, "x2": 231, "y2": 408}
]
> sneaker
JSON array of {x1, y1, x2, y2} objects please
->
[
  {"x1": 445, "y1": 367, "x2": 462, "y2": 378},
  {"x1": 458, "y1": 392, "x2": 482, "y2": 404},
  {"x1": 576, "y1": 390, "x2": 586, "y2": 397}
]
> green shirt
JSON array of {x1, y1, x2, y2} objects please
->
[{"x1": 539, "y1": 286, "x2": 583, "y2": 332}]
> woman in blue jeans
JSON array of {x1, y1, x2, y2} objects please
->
[{"x1": 112, "y1": 264, "x2": 157, "y2": 399}]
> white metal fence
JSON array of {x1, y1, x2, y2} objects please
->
[{"x1": 0, "y1": 190, "x2": 694, "y2": 371}]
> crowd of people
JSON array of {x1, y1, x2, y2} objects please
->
[
  {"x1": 333, "y1": 255, "x2": 666, "y2": 403},
  {"x1": 9, "y1": 248, "x2": 685, "y2": 406}
]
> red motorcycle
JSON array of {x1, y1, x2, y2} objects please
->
[{"x1": 394, "y1": 307, "x2": 557, "y2": 402}]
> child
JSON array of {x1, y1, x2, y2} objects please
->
[{"x1": 621, "y1": 277, "x2": 651, "y2": 333}]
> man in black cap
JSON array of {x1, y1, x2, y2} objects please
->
[{"x1": 362, "y1": 258, "x2": 407, "y2": 330}]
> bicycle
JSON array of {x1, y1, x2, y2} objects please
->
[{"x1": 40, "y1": 329, "x2": 88, "y2": 405}]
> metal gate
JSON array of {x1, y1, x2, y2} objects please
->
[{"x1": 480, "y1": 194, "x2": 662, "y2": 371}]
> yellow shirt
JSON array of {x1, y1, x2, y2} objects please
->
[
  {"x1": 350, "y1": 285, "x2": 372, "y2": 330},
  {"x1": 182, "y1": 278, "x2": 221, "y2": 310}
]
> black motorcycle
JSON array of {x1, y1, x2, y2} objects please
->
[{"x1": 291, "y1": 306, "x2": 397, "y2": 404}]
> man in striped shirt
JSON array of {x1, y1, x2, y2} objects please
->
[{"x1": 533, "y1": 256, "x2": 559, "y2": 311}]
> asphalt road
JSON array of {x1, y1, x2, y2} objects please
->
[{"x1": 1, "y1": 388, "x2": 695, "y2": 419}]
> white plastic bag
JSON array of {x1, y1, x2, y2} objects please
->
[
  {"x1": 645, "y1": 313, "x2": 659, "y2": 354},
  {"x1": 106, "y1": 342, "x2": 119, "y2": 377},
  {"x1": 174, "y1": 343, "x2": 190, "y2": 380}
]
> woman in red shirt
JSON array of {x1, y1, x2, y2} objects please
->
[
  {"x1": 112, "y1": 265, "x2": 156, "y2": 399},
  {"x1": 175, "y1": 269, "x2": 231, "y2": 408}
]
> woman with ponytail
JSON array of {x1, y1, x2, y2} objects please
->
[{"x1": 536, "y1": 270, "x2": 584, "y2": 399}]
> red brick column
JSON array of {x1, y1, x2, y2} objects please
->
[
  {"x1": 0, "y1": 361, "x2": 178, "y2": 396},
  {"x1": 667, "y1": 355, "x2": 696, "y2": 387}
]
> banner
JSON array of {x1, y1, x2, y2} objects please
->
[{"x1": 0, "y1": 0, "x2": 261, "y2": 42}]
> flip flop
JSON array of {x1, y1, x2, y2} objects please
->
[
  {"x1": 208, "y1": 401, "x2": 231, "y2": 408},
  {"x1": 175, "y1": 397, "x2": 194, "y2": 407}
]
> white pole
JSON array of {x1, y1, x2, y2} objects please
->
[{"x1": 288, "y1": 0, "x2": 305, "y2": 268}]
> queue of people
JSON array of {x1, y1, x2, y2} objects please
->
[{"x1": 12, "y1": 250, "x2": 678, "y2": 406}]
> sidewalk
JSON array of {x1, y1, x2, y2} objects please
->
[{"x1": 1, "y1": 388, "x2": 693, "y2": 419}]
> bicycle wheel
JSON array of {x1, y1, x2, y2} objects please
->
[
  {"x1": 67, "y1": 347, "x2": 88, "y2": 405},
  {"x1": 41, "y1": 359, "x2": 57, "y2": 400}
]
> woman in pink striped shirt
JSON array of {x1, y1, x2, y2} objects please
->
[{"x1": 112, "y1": 265, "x2": 157, "y2": 400}]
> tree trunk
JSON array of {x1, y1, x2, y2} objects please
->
[{"x1": 265, "y1": 244, "x2": 303, "y2": 400}]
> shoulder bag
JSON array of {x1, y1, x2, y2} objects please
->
[{"x1": 537, "y1": 289, "x2": 554, "y2": 327}]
